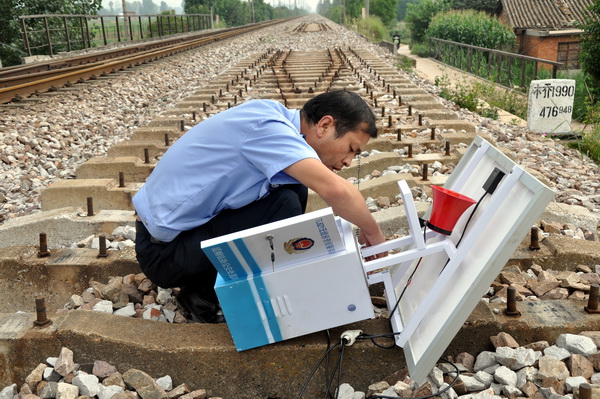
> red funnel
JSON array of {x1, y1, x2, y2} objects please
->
[{"x1": 428, "y1": 186, "x2": 476, "y2": 235}]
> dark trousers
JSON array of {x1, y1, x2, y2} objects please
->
[{"x1": 135, "y1": 184, "x2": 308, "y2": 303}]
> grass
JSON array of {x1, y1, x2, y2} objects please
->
[
  {"x1": 349, "y1": 16, "x2": 389, "y2": 42},
  {"x1": 434, "y1": 73, "x2": 513, "y2": 120},
  {"x1": 569, "y1": 101, "x2": 600, "y2": 163}
]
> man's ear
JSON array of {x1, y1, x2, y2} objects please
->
[{"x1": 316, "y1": 115, "x2": 334, "y2": 138}]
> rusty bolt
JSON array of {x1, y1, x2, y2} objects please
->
[
  {"x1": 38, "y1": 233, "x2": 50, "y2": 257},
  {"x1": 144, "y1": 148, "x2": 149, "y2": 164},
  {"x1": 388, "y1": 115, "x2": 392, "y2": 128},
  {"x1": 180, "y1": 120, "x2": 185, "y2": 132},
  {"x1": 505, "y1": 286, "x2": 521, "y2": 316},
  {"x1": 445, "y1": 141, "x2": 450, "y2": 156},
  {"x1": 98, "y1": 234, "x2": 108, "y2": 258},
  {"x1": 419, "y1": 114, "x2": 423, "y2": 126},
  {"x1": 119, "y1": 172, "x2": 125, "y2": 188},
  {"x1": 529, "y1": 226, "x2": 541, "y2": 250},
  {"x1": 33, "y1": 298, "x2": 52, "y2": 327},
  {"x1": 396, "y1": 129, "x2": 401, "y2": 141},
  {"x1": 585, "y1": 284, "x2": 600, "y2": 314},
  {"x1": 408, "y1": 143, "x2": 413, "y2": 158},
  {"x1": 421, "y1": 163, "x2": 428, "y2": 181},
  {"x1": 408, "y1": 105, "x2": 412, "y2": 116},
  {"x1": 87, "y1": 197, "x2": 94, "y2": 217},
  {"x1": 579, "y1": 384, "x2": 592, "y2": 399},
  {"x1": 430, "y1": 126, "x2": 436, "y2": 140}
]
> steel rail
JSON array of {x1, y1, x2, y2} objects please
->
[
  {"x1": 0, "y1": 18, "x2": 292, "y2": 104},
  {"x1": 0, "y1": 22, "x2": 271, "y2": 80}
]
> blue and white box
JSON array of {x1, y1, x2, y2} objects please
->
[{"x1": 201, "y1": 208, "x2": 374, "y2": 351}]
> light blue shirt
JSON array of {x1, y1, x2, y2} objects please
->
[{"x1": 133, "y1": 100, "x2": 319, "y2": 242}]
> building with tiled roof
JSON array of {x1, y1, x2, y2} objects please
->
[{"x1": 499, "y1": 0, "x2": 595, "y2": 68}]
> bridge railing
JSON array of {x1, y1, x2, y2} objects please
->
[{"x1": 19, "y1": 13, "x2": 214, "y2": 57}]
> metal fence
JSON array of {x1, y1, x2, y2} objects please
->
[
  {"x1": 19, "y1": 13, "x2": 214, "y2": 57},
  {"x1": 429, "y1": 37, "x2": 563, "y2": 92}
]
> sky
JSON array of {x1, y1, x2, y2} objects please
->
[{"x1": 101, "y1": 0, "x2": 184, "y2": 13}]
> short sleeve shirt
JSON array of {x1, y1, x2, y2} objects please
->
[{"x1": 132, "y1": 100, "x2": 318, "y2": 242}]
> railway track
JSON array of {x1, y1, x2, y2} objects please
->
[
  {"x1": 0, "y1": 18, "x2": 294, "y2": 104},
  {"x1": 36, "y1": 43, "x2": 473, "y2": 217}
]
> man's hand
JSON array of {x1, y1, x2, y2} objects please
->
[{"x1": 359, "y1": 228, "x2": 388, "y2": 261}]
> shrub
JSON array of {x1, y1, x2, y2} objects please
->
[
  {"x1": 426, "y1": 9, "x2": 516, "y2": 49},
  {"x1": 405, "y1": 0, "x2": 450, "y2": 43},
  {"x1": 434, "y1": 74, "x2": 481, "y2": 111},
  {"x1": 410, "y1": 42, "x2": 431, "y2": 57},
  {"x1": 575, "y1": 101, "x2": 600, "y2": 163},
  {"x1": 579, "y1": 0, "x2": 600, "y2": 99}
]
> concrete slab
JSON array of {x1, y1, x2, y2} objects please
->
[
  {"x1": 106, "y1": 141, "x2": 169, "y2": 160},
  {"x1": 2, "y1": 297, "x2": 599, "y2": 399},
  {"x1": 0, "y1": 245, "x2": 140, "y2": 313},
  {"x1": 541, "y1": 202, "x2": 600, "y2": 234},
  {"x1": 0, "y1": 207, "x2": 135, "y2": 249},
  {"x1": 40, "y1": 179, "x2": 142, "y2": 212},
  {"x1": 76, "y1": 156, "x2": 154, "y2": 182},
  {"x1": 130, "y1": 127, "x2": 180, "y2": 143},
  {"x1": 429, "y1": 120, "x2": 476, "y2": 133},
  {"x1": 540, "y1": 235, "x2": 600, "y2": 270},
  {"x1": 406, "y1": 101, "x2": 447, "y2": 111}
]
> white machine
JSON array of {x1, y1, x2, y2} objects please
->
[{"x1": 201, "y1": 136, "x2": 555, "y2": 383}]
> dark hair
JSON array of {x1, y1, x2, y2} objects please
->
[{"x1": 301, "y1": 90, "x2": 377, "y2": 138}]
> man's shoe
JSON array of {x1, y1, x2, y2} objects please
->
[{"x1": 176, "y1": 288, "x2": 225, "y2": 324}]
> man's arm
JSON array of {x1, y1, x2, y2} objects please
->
[{"x1": 284, "y1": 158, "x2": 386, "y2": 256}]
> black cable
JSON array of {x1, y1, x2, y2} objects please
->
[
  {"x1": 337, "y1": 344, "x2": 345, "y2": 399},
  {"x1": 365, "y1": 357, "x2": 461, "y2": 399},
  {"x1": 438, "y1": 191, "x2": 488, "y2": 276},
  {"x1": 296, "y1": 341, "x2": 342, "y2": 399},
  {"x1": 452, "y1": 191, "x2": 487, "y2": 249},
  {"x1": 388, "y1": 255, "x2": 424, "y2": 321},
  {"x1": 325, "y1": 341, "x2": 346, "y2": 399},
  {"x1": 356, "y1": 331, "x2": 401, "y2": 349},
  {"x1": 324, "y1": 330, "x2": 333, "y2": 399}
]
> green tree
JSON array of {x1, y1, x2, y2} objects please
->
[
  {"x1": 126, "y1": 1, "x2": 143, "y2": 13},
  {"x1": 450, "y1": 0, "x2": 500, "y2": 15},
  {"x1": 579, "y1": 0, "x2": 600, "y2": 98},
  {"x1": 426, "y1": 9, "x2": 515, "y2": 49},
  {"x1": 0, "y1": 0, "x2": 101, "y2": 67},
  {"x1": 345, "y1": 0, "x2": 364, "y2": 19},
  {"x1": 141, "y1": 0, "x2": 159, "y2": 14},
  {"x1": 370, "y1": 0, "x2": 398, "y2": 26},
  {"x1": 396, "y1": 0, "x2": 418, "y2": 21},
  {"x1": 405, "y1": 0, "x2": 449, "y2": 43},
  {"x1": 159, "y1": 1, "x2": 170, "y2": 11}
]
